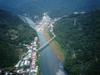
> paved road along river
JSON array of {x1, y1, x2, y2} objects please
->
[{"x1": 38, "y1": 32, "x2": 67, "y2": 75}]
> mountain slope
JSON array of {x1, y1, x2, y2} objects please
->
[
  {"x1": 54, "y1": 10, "x2": 100, "y2": 75},
  {"x1": 0, "y1": 9, "x2": 37, "y2": 68},
  {"x1": 0, "y1": 0, "x2": 100, "y2": 18}
]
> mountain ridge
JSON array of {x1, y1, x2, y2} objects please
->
[
  {"x1": 54, "y1": 10, "x2": 100, "y2": 75},
  {"x1": 0, "y1": 9, "x2": 37, "y2": 68}
]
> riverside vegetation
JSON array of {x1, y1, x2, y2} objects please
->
[
  {"x1": 54, "y1": 10, "x2": 100, "y2": 75},
  {"x1": 0, "y1": 9, "x2": 37, "y2": 69}
]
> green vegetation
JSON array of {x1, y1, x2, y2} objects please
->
[
  {"x1": 0, "y1": 9, "x2": 37, "y2": 68},
  {"x1": 54, "y1": 10, "x2": 100, "y2": 75}
]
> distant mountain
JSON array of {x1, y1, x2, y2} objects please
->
[
  {"x1": 0, "y1": 0, "x2": 100, "y2": 18},
  {"x1": 0, "y1": 9, "x2": 37, "y2": 68},
  {"x1": 54, "y1": 10, "x2": 100, "y2": 75}
]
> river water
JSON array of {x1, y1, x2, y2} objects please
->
[
  {"x1": 20, "y1": 14, "x2": 67, "y2": 75},
  {"x1": 38, "y1": 32, "x2": 67, "y2": 75}
]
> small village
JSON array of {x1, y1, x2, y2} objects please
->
[{"x1": 14, "y1": 37, "x2": 39, "y2": 75}]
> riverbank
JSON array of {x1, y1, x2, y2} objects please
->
[{"x1": 43, "y1": 29, "x2": 65, "y2": 63}]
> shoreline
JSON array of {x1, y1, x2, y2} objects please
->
[{"x1": 43, "y1": 30, "x2": 65, "y2": 63}]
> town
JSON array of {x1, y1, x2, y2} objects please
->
[{"x1": 15, "y1": 37, "x2": 39, "y2": 75}]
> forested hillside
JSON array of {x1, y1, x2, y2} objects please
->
[
  {"x1": 54, "y1": 10, "x2": 100, "y2": 75},
  {"x1": 0, "y1": 0, "x2": 99, "y2": 19},
  {"x1": 0, "y1": 9, "x2": 37, "y2": 68}
]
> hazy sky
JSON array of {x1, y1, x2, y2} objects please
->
[
  {"x1": 0, "y1": 0, "x2": 99, "y2": 10},
  {"x1": 0, "y1": 0, "x2": 100, "y2": 17}
]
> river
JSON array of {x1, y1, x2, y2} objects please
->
[
  {"x1": 20, "y1": 14, "x2": 67, "y2": 75},
  {"x1": 38, "y1": 32, "x2": 67, "y2": 75}
]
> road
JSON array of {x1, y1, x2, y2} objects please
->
[{"x1": 38, "y1": 32, "x2": 67, "y2": 75}]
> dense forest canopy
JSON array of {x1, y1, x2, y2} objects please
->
[
  {"x1": 54, "y1": 10, "x2": 100, "y2": 75},
  {"x1": 0, "y1": 9, "x2": 37, "y2": 68}
]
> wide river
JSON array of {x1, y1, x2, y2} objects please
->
[{"x1": 38, "y1": 32, "x2": 67, "y2": 75}]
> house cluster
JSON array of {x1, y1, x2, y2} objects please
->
[
  {"x1": 13, "y1": 37, "x2": 38, "y2": 75},
  {"x1": 29, "y1": 37, "x2": 38, "y2": 75}
]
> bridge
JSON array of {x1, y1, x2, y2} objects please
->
[
  {"x1": 38, "y1": 36, "x2": 55, "y2": 53},
  {"x1": 37, "y1": 23, "x2": 56, "y2": 53}
]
